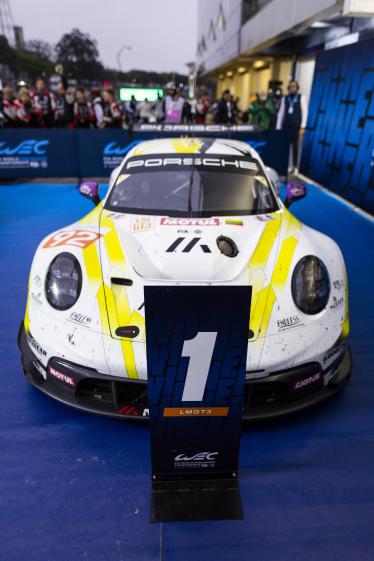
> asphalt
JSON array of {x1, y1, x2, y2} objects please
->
[{"x1": 0, "y1": 179, "x2": 373, "y2": 561}]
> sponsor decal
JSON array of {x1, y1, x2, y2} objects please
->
[
  {"x1": 125, "y1": 156, "x2": 258, "y2": 172},
  {"x1": 256, "y1": 214, "x2": 275, "y2": 222},
  {"x1": 106, "y1": 212, "x2": 123, "y2": 220},
  {"x1": 68, "y1": 333, "x2": 75, "y2": 346},
  {"x1": 43, "y1": 229, "x2": 101, "y2": 249},
  {"x1": 0, "y1": 140, "x2": 49, "y2": 170},
  {"x1": 323, "y1": 341, "x2": 346, "y2": 364},
  {"x1": 224, "y1": 218, "x2": 243, "y2": 226},
  {"x1": 163, "y1": 407, "x2": 229, "y2": 417},
  {"x1": 161, "y1": 217, "x2": 219, "y2": 226},
  {"x1": 130, "y1": 216, "x2": 155, "y2": 233},
  {"x1": 48, "y1": 366, "x2": 75, "y2": 387},
  {"x1": 174, "y1": 451, "x2": 219, "y2": 469},
  {"x1": 330, "y1": 296, "x2": 344, "y2": 311},
  {"x1": 27, "y1": 334, "x2": 47, "y2": 357},
  {"x1": 333, "y1": 279, "x2": 344, "y2": 291},
  {"x1": 293, "y1": 372, "x2": 321, "y2": 391},
  {"x1": 68, "y1": 312, "x2": 92, "y2": 327},
  {"x1": 166, "y1": 237, "x2": 211, "y2": 254},
  {"x1": 277, "y1": 315, "x2": 301, "y2": 330},
  {"x1": 31, "y1": 292, "x2": 43, "y2": 306},
  {"x1": 33, "y1": 274, "x2": 42, "y2": 287}
]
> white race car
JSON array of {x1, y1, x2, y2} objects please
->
[{"x1": 19, "y1": 138, "x2": 351, "y2": 420}]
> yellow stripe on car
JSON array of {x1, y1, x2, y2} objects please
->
[
  {"x1": 170, "y1": 138, "x2": 203, "y2": 153},
  {"x1": 100, "y1": 214, "x2": 141, "y2": 379},
  {"x1": 251, "y1": 212, "x2": 301, "y2": 342}
]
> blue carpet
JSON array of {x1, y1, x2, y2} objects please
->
[{"x1": 0, "y1": 181, "x2": 373, "y2": 561}]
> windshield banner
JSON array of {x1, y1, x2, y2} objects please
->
[{"x1": 122, "y1": 154, "x2": 258, "y2": 174}]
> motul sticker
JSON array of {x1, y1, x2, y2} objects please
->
[
  {"x1": 161, "y1": 217, "x2": 220, "y2": 226},
  {"x1": 43, "y1": 229, "x2": 101, "y2": 249},
  {"x1": 48, "y1": 366, "x2": 75, "y2": 387}
]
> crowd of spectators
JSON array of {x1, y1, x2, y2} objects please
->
[{"x1": 0, "y1": 77, "x2": 303, "y2": 133}]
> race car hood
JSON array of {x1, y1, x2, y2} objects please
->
[{"x1": 99, "y1": 210, "x2": 282, "y2": 282}]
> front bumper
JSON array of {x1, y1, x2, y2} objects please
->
[{"x1": 18, "y1": 322, "x2": 352, "y2": 422}]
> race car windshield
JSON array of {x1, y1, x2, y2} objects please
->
[{"x1": 105, "y1": 155, "x2": 279, "y2": 217}]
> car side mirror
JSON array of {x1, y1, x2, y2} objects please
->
[
  {"x1": 285, "y1": 182, "x2": 307, "y2": 208},
  {"x1": 78, "y1": 181, "x2": 101, "y2": 206}
]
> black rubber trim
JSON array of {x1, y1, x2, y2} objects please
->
[{"x1": 18, "y1": 321, "x2": 352, "y2": 423}]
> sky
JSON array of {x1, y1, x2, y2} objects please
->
[{"x1": 10, "y1": 0, "x2": 198, "y2": 73}]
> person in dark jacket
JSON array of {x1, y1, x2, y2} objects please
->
[
  {"x1": 276, "y1": 80, "x2": 307, "y2": 172},
  {"x1": 73, "y1": 88, "x2": 95, "y2": 128},
  {"x1": 32, "y1": 78, "x2": 55, "y2": 127},
  {"x1": 215, "y1": 89, "x2": 237, "y2": 124},
  {"x1": 54, "y1": 82, "x2": 73, "y2": 128}
]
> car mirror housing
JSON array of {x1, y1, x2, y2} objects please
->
[
  {"x1": 78, "y1": 181, "x2": 100, "y2": 206},
  {"x1": 285, "y1": 182, "x2": 307, "y2": 208}
]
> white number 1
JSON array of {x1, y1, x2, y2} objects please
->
[{"x1": 181, "y1": 332, "x2": 218, "y2": 402}]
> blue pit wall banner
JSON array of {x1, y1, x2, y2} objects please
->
[
  {"x1": 0, "y1": 126, "x2": 290, "y2": 179},
  {"x1": 300, "y1": 37, "x2": 374, "y2": 215}
]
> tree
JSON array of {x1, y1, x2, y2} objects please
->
[
  {"x1": 26, "y1": 39, "x2": 55, "y2": 62},
  {"x1": 55, "y1": 28, "x2": 103, "y2": 80}
]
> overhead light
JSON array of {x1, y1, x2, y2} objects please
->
[
  {"x1": 219, "y1": 74, "x2": 224, "y2": 79},
  {"x1": 238, "y1": 67, "x2": 247, "y2": 74},
  {"x1": 253, "y1": 60, "x2": 265, "y2": 69},
  {"x1": 311, "y1": 21, "x2": 332, "y2": 28},
  {"x1": 226, "y1": 71, "x2": 233, "y2": 77},
  {"x1": 325, "y1": 32, "x2": 359, "y2": 50}
]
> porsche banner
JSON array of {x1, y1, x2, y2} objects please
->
[{"x1": 144, "y1": 285, "x2": 251, "y2": 481}]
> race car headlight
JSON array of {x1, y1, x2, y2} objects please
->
[
  {"x1": 291, "y1": 256, "x2": 330, "y2": 315},
  {"x1": 45, "y1": 253, "x2": 82, "y2": 310}
]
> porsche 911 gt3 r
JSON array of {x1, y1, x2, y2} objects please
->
[{"x1": 18, "y1": 137, "x2": 351, "y2": 420}]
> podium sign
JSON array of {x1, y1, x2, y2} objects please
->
[{"x1": 145, "y1": 285, "x2": 251, "y2": 488}]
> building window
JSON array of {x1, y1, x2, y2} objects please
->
[{"x1": 241, "y1": 0, "x2": 272, "y2": 25}]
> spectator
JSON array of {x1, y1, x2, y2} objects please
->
[
  {"x1": 101, "y1": 89, "x2": 122, "y2": 128},
  {"x1": 248, "y1": 92, "x2": 276, "y2": 130},
  {"x1": 2, "y1": 87, "x2": 18, "y2": 127},
  {"x1": 164, "y1": 89, "x2": 185, "y2": 124},
  {"x1": 32, "y1": 77, "x2": 55, "y2": 127},
  {"x1": 215, "y1": 89, "x2": 237, "y2": 124},
  {"x1": 73, "y1": 88, "x2": 95, "y2": 128},
  {"x1": 138, "y1": 97, "x2": 152, "y2": 123},
  {"x1": 153, "y1": 94, "x2": 164, "y2": 123},
  {"x1": 54, "y1": 82, "x2": 74, "y2": 128},
  {"x1": 91, "y1": 87, "x2": 104, "y2": 128},
  {"x1": 276, "y1": 80, "x2": 307, "y2": 172},
  {"x1": 124, "y1": 94, "x2": 138, "y2": 127},
  {"x1": 14, "y1": 87, "x2": 38, "y2": 127}
]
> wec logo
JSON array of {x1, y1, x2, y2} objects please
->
[
  {"x1": 103, "y1": 140, "x2": 141, "y2": 156},
  {"x1": 0, "y1": 140, "x2": 49, "y2": 156},
  {"x1": 174, "y1": 452, "x2": 219, "y2": 462}
]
